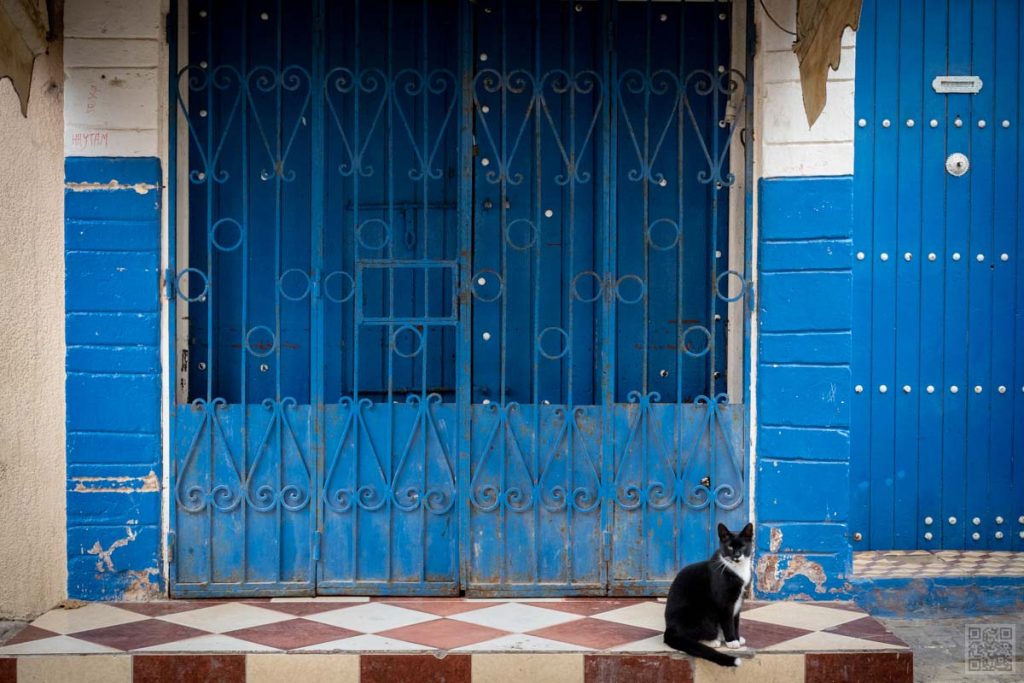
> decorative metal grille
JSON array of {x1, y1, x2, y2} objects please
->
[{"x1": 170, "y1": 0, "x2": 750, "y2": 597}]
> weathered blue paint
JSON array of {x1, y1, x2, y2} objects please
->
[
  {"x1": 170, "y1": 0, "x2": 750, "y2": 597},
  {"x1": 759, "y1": 426, "x2": 849, "y2": 462},
  {"x1": 65, "y1": 156, "x2": 163, "y2": 601},
  {"x1": 756, "y1": 176, "x2": 854, "y2": 600},
  {"x1": 758, "y1": 461, "x2": 848, "y2": 523},
  {"x1": 852, "y1": 0, "x2": 1024, "y2": 552},
  {"x1": 852, "y1": 576, "x2": 1024, "y2": 618},
  {"x1": 758, "y1": 523, "x2": 850, "y2": 555}
]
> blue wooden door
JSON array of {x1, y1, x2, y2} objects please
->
[
  {"x1": 852, "y1": 0, "x2": 1024, "y2": 551},
  {"x1": 170, "y1": 0, "x2": 749, "y2": 597}
]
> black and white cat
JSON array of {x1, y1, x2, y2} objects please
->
[{"x1": 663, "y1": 522, "x2": 754, "y2": 667}]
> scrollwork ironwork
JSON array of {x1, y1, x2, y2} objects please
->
[
  {"x1": 322, "y1": 397, "x2": 389, "y2": 513},
  {"x1": 470, "y1": 402, "x2": 536, "y2": 512},
  {"x1": 537, "y1": 406, "x2": 601, "y2": 513},
  {"x1": 246, "y1": 65, "x2": 313, "y2": 182},
  {"x1": 391, "y1": 394, "x2": 458, "y2": 515},
  {"x1": 614, "y1": 391, "x2": 676, "y2": 510},
  {"x1": 392, "y1": 68, "x2": 459, "y2": 181},
  {"x1": 323, "y1": 67, "x2": 389, "y2": 177},
  {"x1": 682, "y1": 68, "x2": 747, "y2": 188},
  {"x1": 175, "y1": 398, "x2": 244, "y2": 513},
  {"x1": 473, "y1": 69, "x2": 537, "y2": 186},
  {"x1": 244, "y1": 397, "x2": 313, "y2": 513},
  {"x1": 680, "y1": 393, "x2": 745, "y2": 511}
]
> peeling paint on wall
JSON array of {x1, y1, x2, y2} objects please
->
[
  {"x1": 123, "y1": 566, "x2": 161, "y2": 601},
  {"x1": 757, "y1": 553, "x2": 829, "y2": 594},
  {"x1": 852, "y1": 577, "x2": 1024, "y2": 617},
  {"x1": 72, "y1": 470, "x2": 159, "y2": 494},
  {"x1": 65, "y1": 179, "x2": 159, "y2": 194},
  {"x1": 87, "y1": 525, "x2": 137, "y2": 573},
  {"x1": 65, "y1": 156, "x2": 164, "y2": 601},
  {"x1": 755, "y1": 177, "x2": 854, "y2": 601}
]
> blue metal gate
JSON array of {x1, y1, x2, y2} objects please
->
[
  {"x1": 169, "y1": 0, "x2": 750, "y2": 597},
  {"x1": 852, "y1": 0, "x2": 1024, "y2": 551}
]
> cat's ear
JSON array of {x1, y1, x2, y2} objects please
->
[
  {"x1": 740, "y1": 523, "x2": 754, "y2": 539},
  {"x1": 717, "y1": 523, "x2": 730, "y2": 540}
]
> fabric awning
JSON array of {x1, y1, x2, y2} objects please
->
[
  {"x1": 794, "y1": 0, "x2": 862, "y2": 127},
  {"x1": 0, "y1": 0, "x2": 50, "y2": 116}
]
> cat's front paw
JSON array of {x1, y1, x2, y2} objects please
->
[
  {"x1": 738, "y1": 636, "x2": 746, "y2": 646},
  {"x1": 725, "y1": 639, "x2": 742, "y2": 649},
  {"x1": 700, "y1": 639, "x2": 722, "y2": 648}
]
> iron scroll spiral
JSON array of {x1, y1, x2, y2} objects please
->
[
  {"x1": 681, "y1": 394, "x2": 744, "y2": 511},
  {"x1": 322, "y1": 397, "x2": 388, "y2": 514}
]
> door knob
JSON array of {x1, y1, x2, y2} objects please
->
[{"x1": 946, "y1": 152, "x2": 969, "y2": 176}]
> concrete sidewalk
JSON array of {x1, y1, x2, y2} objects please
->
[{"x1": 882, "y1": 612, "x2": 1023, "y2": 682}]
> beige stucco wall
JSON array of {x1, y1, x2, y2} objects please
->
[{"x1": 0, "y1": 46, "x2": 67, "y2": 619}]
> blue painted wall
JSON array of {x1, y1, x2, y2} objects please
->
[
  {"x1": 65, "y1": 157, "x2": 164, "y2": 600},
  {"x1": 755, "y1": 176, "x2": 854, "y2": 599}
]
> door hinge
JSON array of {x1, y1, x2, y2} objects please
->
[
  {"x1": 166, "y1": 530, "x2": 176, "y2": 565},
  {"x1": 163, "y1": 268, "x2": 176, "y2": 300},
  {"x1": 312, "y1": 529, "x2": 322, "y2": 561}
]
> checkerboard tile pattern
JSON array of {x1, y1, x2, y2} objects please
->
[
  {"x1": 854, "y1": 550, "x2": 1024, "y2": 578},
  {"x1": 0, "y1": 599, "x2": 911, "y2": 682},
  {"x1": 1, "y1": 599, "x2": 907, "y2": 656}
]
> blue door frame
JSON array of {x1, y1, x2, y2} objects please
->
[
  {"x1": 852, "y1": 0, "x2": 1024, "y2": 552},
  {"x1": 168, "y1": 0, "x2": 754, "y2": 597}
]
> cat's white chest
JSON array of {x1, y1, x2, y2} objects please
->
[
  {"x1": 729, "y1": 557, "x2": 753, "y2": 618},
  {"x1": 724, "y1": 556, "x2": 752, "y2": 616},
  {"x1": 724, "y1": 555, "x2": 752, "y2": 585}
]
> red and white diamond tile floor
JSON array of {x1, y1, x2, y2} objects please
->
[{"x1": 0, "y1": 598, "x2": 907, "y2": 656}]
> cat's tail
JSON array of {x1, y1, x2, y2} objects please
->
[{"x1": 663, "y1": 628, "x2": 741, "y2": 668}]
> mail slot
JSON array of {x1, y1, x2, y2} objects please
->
[{"x1": 932, "y1": 75, "x2": 983, "y2": 94}]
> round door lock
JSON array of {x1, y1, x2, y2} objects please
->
[
  {"x1": 853, "y1": 532, "x2": 863, "y2": 542},
  {"x1": 946, "y1": 152, "x2": 970, "y2": 177}
]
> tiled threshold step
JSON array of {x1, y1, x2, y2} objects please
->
[
  {"x1": 854, "y1": 550, "x2": 1024, "y2": 578},
  {"x1": 0, "y1": 598, "x2": 912, "y2": 682},
  {"x1": 852, "y1": 550, "x2": 1024, "y2": 615}
]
